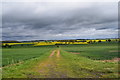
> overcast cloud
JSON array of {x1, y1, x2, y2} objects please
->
[{"x1": 2, "y1": 2, "x2": 118, "y2": 41}]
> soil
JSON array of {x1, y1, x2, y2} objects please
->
[
  {"x1": 101, "y1": 58, "x2": 120, "y2": 62},
  {"x1": 56, "y1": 50, "x2": 60, "y2": 57},
  {"x1": 49, "y1": 50, "x2": 56, "y2": 57}
]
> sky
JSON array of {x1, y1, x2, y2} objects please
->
[{"x1": 2, "y1": 0, "x2": 119, "y2": 41}]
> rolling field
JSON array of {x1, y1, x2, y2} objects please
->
[{"x1": 2, "y1": 42, "x2": 120, "y2": 78}]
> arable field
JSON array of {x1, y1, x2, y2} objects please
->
[
  {"x1": 2, "y1": 42, "x2": 119, "y2": 78},
  {"x1": 2, "y1": 46, "x2": 55, "y2": 66},
  {"x1": 61, "y1": 42, "x2": 119, "y2": 60}
]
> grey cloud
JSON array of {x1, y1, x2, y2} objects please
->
[{"x1": 2, "y1": 2, "x2": 118, "y2": 40}]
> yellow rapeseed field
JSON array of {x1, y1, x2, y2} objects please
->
[{"x1": 2, "y1": 39, "x2": 119, "y2": 46}]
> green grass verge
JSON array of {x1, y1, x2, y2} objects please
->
[{"x1": 60, "y1": 50, "x2": 119, "y2": 78}]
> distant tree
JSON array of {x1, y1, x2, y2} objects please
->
[
  {"x1": 108, "y1": 39, "x2": 111, "y2": 42},
  {"x1": 5, "y1": 44, "x2": 9, "y2": 47},
  {"x1": 3, "y1": 44, "x2": 11, "y2": 48},
  {"x1": 83, "y1": 40, "x2": 86, "y2": 42},
  {"x1": 89, "y1": 40, "x2": 92, "y2": 43},
  {"x1": 88, "y1": 40, "x2": 92, "y2": 43},
  {"x1": 87, "y1": 42, "x2": 90, "y2": 44},
  {"x1": 98, "y1": 40, "x2": 101, "y2": 42},
  {"x1": 6, "y1": 44, "x2": 12, "y2": 48}
]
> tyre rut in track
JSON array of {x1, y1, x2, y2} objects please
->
[{"x1": 28, "y1": 49, "x2": 67, "y2": 78}]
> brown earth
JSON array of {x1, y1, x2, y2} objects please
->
[
  {"x1": 49, "y1": 50, "x2": 56, "y2": 57},
  {"x1": 101, "y1": 58, "x2": 120, "y2": 62},
  {"x1": 56, "y1": 50, "x2": 60, "y2": 57}
]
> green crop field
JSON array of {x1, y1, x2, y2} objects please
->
[
  {"x1": 2, "y1": 46, "x2": 55, "y2": 66},
  {"x1": 61, "y1": 42, "x2": 119, "y2": 60},
  {"x1": 2, "y1": 42, "x2": 120, "y2": 78}
]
